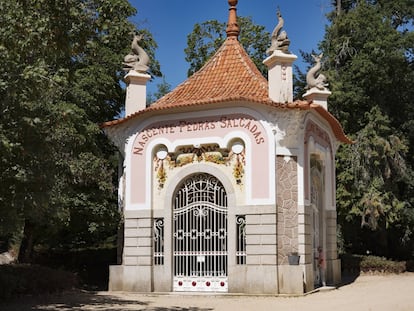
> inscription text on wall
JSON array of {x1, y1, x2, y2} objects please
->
[{"x1": 133, "y1": 116, "x2": 265, "y2": 156}]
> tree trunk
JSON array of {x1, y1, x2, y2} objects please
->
[
  {"x1": 337, "y1": 0, "x2": 341, "y2": 16},
  {"x1": 18, "y1": 219, "x2": 35, "y2": 263}
]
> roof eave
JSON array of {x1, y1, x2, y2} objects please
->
[{"x1": 101, "y1": 98, "x2": 351, "y2": 144}]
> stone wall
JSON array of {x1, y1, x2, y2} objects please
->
[
  {"x1": 276, "y1": 155, "x2": 298, "y2": 264},
  {"x1": 242, "y1": 207, "x2": 278, "y2": 294},
  {"x1": 109, "y1": 210, "x2": 153, "y2": 292},
  {"x1": 123, "y1": 211, "x2": 152, "y2": 267}
]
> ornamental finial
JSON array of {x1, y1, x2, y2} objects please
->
[
  {"x1": 123, "y1": 34, "x2": 150, "y2": 73},
  {"x1": 266, "y1": 8, "x2": 291, "y2": 55},
  {"x1": 226, "y1": 0, "x2": 239, "y2": 38},
  {"x1": 306, "y1": 53, "x2": 329, "y2": 91}
]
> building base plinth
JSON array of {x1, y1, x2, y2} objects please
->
[
  {"x1": 109, "y1": 265, "x2": 152, "y2": 292},
  {"x1": 327, "y1": 259, "x2": 341, "y2": 285},
  {"x1": 278, "y1": 265, "x2": 304, "y2": 295}
]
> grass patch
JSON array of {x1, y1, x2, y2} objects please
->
[{"x1": 0, "y1": 264, "x2": 78, "y2": 300}]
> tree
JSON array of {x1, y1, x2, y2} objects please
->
[
  {"x1": 317, "y1": 0, "x2": 414, "y2": 257},
  {"x1": 0, "y1": 0, "x2": 161, "y2": 261},
  {"x1": 322, "y1": 1, "x2": 414, "y2": 135},
  {"x1": 184, "y1": 16, "x2": 270, "y2": 77},
  {"x1": 147, "y1": 77, "x2": 171, "y2": 105},
  {"x1": 337, "y1": 107, "x2": 409, "y2": 221}
]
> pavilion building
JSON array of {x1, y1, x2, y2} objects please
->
[{"x1": 102, "y1": 0, "x2": 350, "y2": 294}]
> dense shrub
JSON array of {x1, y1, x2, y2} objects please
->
[
  {"x1": 0, "y1": 264, "x2": 78, "y2": 300},
  {"x1": 406, "y1": 260, "x2": 414, "y2": 272},
  {"x1": 359, "y1": 255, "x2": 406, "y2": 273},
  {"x1": 341, "y1": 253, "x2": 363, "y2": 274},
  {"x1": 341, "y1": 254, "x2": 408, "y2": 274},
  {"x1": 33, "y1": 247, "x2": 117, "y2": 290}
]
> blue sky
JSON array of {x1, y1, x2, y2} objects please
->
[{"x1": 129, "y1": 0, "x2": 333, "y2": 95}]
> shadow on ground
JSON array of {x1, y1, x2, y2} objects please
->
[
  {"x1": 0, "y1": 272, "x2": 364, "y2": 310},
  {"x1": 0, "y1": 290, "x2": 213, "y2": 311},
  {"x1": 337, "y1": 272, "x2": 360, "y2": 288}
]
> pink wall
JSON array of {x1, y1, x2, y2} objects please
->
[{"x1": 129, "y1": 113, "x2": 271, "y2": 205}]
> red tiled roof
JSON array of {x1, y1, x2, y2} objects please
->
[
  {"x1": 150, "y1": 37, "x2": 271, "y2": 110},
  {"x1": 102, "y1": 1, "x2": 351, "y2": 144}
]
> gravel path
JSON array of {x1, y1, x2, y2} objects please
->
[{"x1": 1, "y1": 273, "x2": 413, "y2": 311}]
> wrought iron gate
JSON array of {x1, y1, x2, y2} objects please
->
[{"x1": 173, "y1": 174, "x2": 228, "y2": 292}]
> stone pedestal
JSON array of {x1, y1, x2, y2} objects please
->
[
  {"x1": 108, "y1": 265, "x2": 124, "y2": 291},
  {"x1": 303, "y1": 88, "x2": 331, "y2": 110},
  {"x1": 124, "y1": 70, "x2": 151, "y2": 116},
  {"x1": 263, "y1": 50, "x2": 297, "y2": 103}
]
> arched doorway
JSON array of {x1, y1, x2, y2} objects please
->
[
  {"x1": 172, "y1": 173, "x2": 228, "y2": 292},
  {"x1": 310, "y1": 158, "x2": 325, "y2": 287}
]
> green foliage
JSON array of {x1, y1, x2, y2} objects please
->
[
  {"x1": 185, "y1": 20, "x2": 225, "y2": 77},
  {"x1": 337, "y1": 107, "x2": 409, "y2": 230},
  {"x1": 322, "y1": 1, "x2": 414, "y2": 134},
  {"x1": 0, "y1": 264, "x2": 78, "y2": 300},
  {"x1": 360, "y1": 255, "x2": 406, "y2": 273},
  {"x1": 341, "y1": 254, "x2": 407, "y2": 274},
  {"x1": 184, "y1": 16, "x2": 269, "y2": 77},
  {"x1": 34, "y1": 247, "x2": 117, "y2": 290},
  {"x1": 147, "y1": 77, "x2": 172, "y2": 105},
  {"x1": 317, "y1": 1, "x2": 414, "y2": 258},
  {"x1": 0, "y1": 0, "x2": 159, "y2": 260}
]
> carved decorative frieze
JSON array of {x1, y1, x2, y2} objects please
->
[{"x1": 154, "y1": 143, "x2": 246, "y2": 189}]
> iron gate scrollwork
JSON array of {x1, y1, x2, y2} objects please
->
[
  {"x1": 173, "y1": 173, "x2": 228, "y2": 292},
  {"x1": 153, "y1": 218, "x2": 164, "y2": 265}
]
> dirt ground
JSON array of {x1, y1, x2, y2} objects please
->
[{"x1": 1, "y1": 273, "x2": 413, "y2": 311}]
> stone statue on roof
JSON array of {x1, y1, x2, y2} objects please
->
[
  {"x1": 306, "y1": 53, "x2": 329, "y2": 91},
  {"x1": 123, "y1": 34, "x2": 150, "y2": 73},
  {"x1": 266, "y1": 9, "x2": 291, "y2": 55}
]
